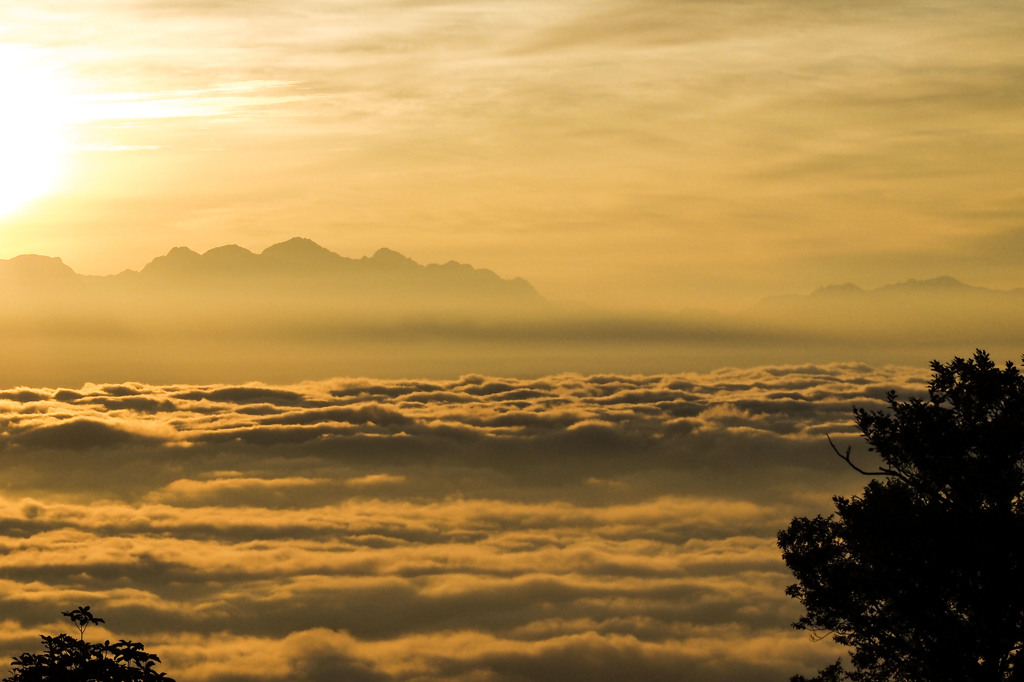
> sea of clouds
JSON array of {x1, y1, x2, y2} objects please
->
[{"x1": 0, "y1": 363, "x2": 931, "y2": 681}]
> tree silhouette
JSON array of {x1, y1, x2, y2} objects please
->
[
  {"x1": 778, "y1": 350, "x2": 1024, "y2": 681},
  {"x1": 4, "y1": 606, "x2": 175, "y2": 682}
]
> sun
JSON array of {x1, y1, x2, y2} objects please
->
[{"x1": 0, "y1": 46, "x2": 70, "y2": 218}]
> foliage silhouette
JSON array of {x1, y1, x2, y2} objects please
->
[
  {"x1": 778, "y1": 350, "x2": 1024, "y2": 681},
  {"x1": 4, "y1": 607, "x2": 175, "y2": 682}
]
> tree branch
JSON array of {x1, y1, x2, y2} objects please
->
[{"x1": 827, "y1": 435, "x2": 885, "y2": 476}]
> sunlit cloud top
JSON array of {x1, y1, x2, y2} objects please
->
[{"x1": 0, "y1": 363, "x2": 927, "y2": 681}]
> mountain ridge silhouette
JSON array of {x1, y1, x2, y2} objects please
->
[
  {"x1": 747, "y1": 274, "x2": 1024, "y2": 344},
  {"x1": 0, "y1": 238, "x2": 542, "y2": 311},
  {"x1": 1, "y1": 249, "x2": 1023, "y2": 384},
  {"x1": 755, "y1": 275, "x2": 1023, "y2": 307}
]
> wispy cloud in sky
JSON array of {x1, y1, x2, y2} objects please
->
[
  {"x1": 1, "y1": 0, "x2": 1022, "y2": 307},
  {"x1": 67, "y1": 80, "x2": 307, "y2": 124}
]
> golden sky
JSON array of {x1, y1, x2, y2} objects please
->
[
  {"x1": 2, "y1": 0, "x2": 1023, "y2": 310},
  {"x1": 2, "y1": 5, "x2": 1020, "y2": 680}
]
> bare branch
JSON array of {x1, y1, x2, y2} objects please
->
[
  {"x1": 826, "y1": 435, "x2": 914, "y2": 486},
  {"x1": 827, "y1": 434, "x2": 884, "y2": 476}
]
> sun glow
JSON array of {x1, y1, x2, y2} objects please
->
[{"x1": 0, "y1": 46, "x2": 70, "y2": 218}]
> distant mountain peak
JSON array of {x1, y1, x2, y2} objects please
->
[
  {"x1": 270, "y1": 236, "x2": 320, "y2": 250},
  {"x1": 810, "y1": 283, "x2": 864, "y2": 297},
  {"x1": 166, "y1": 246, "x2": 200, "y2": 258},
  {"x1": 116, "y1": 238, "x2": 545, "y2": 306},
  {"x1": 799, "y1": 276, "x2": 980, "y2": 301},
  {"x1": 137, "y1": 247, "x2": 200, "y2": 276},
  {"x1": 877, "y1": 275, "x2": 974, "y2": 292},
  {"x1": 262, "y1": 237, "x2": 337, "y2": 258},
  {"x1": 751, "y1": 274, "x2": 1015, "y2": 329},
  {"x1": 3, "y1": 238, "x2": 545, "y2": 310},
  {"x1": 0, "y1": 254, "x2": 77, "y2": 281},
  {"x1": 202, "y1": 244, "x2": 256, "y2": 260},
  {"x1": 369, "y1": 247, "x2": 417, "y2": 268},
  {"x1": 141, "y1": 243, "x2": 255, "y2": 276}
]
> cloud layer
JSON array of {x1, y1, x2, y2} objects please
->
[{"x1": 0, "y1": 364, "x2": 929, "y2": 681}]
